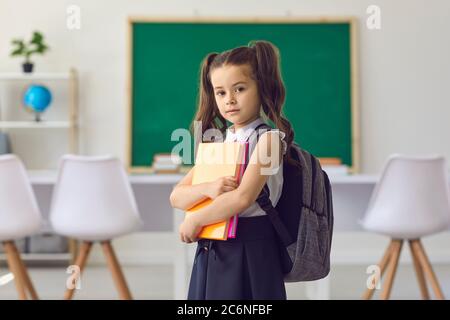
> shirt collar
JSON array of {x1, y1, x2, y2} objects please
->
[{"x1": 226, "y1": 117, "x2": 266, "y2": 142}]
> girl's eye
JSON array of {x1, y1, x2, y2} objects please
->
[{"x1": 216, "y1": 88, "x2": 244, "y2": 96}]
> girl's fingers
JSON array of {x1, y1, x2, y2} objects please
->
[
  {"x1": 225, "y1": 179, "x2": 238, "y2": 187},
  {"x1": 180, "y1": 231, "x2": 188, "y2": 243},
  {"x1": 226, "y1": 176, "x2": 237, "y2": 184},
  {"x1": 226, "y1": 182, "x2": 238, "y2": 188}
]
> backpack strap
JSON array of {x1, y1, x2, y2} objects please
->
[
  {"x1": 245, "y1": 123, "x2": 271, "y2": 143},
  {"x1": 256, "y1": 188, "x2": 294, "y2": 246},
  {"x1": 251, "y1": 123, "x2": 294, "y2": 247},
  {"x1": 309, "y1": 152, "x2": 317, "y2": 211}
]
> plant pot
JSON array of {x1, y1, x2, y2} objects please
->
[{"x1": 22, "y1": 62, "x2": 34, "y2": 73}]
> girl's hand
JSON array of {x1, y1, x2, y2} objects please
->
[
  {"x1": 179, "y1": 214, "x2": 202, "y2": 243},
  {"x1": 204, "y1": 176, "x2": 238, "y2": 199}
]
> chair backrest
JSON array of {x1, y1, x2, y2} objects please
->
[
  {"x1": 49, "y1": 155, "x2": 142, "y2": 235},
  {"x1": 361, "y1": 154, "x2": 450, "y2": 238},
  {"x1": 0, "y1": 154, "x2": 42, "y2": 240}
]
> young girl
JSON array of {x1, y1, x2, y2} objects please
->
[{"x1": 169, "y1": 40, "x2": 300, "y2": 300}]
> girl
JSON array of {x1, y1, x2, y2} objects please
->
[{"x1": 169, "y1": 40, "x2": 300, "y2": 300}]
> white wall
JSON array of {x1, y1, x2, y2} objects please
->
[
  {"x1": 1, "y1": 0, "x2": 449, "y2": 173},
  {"x1": 1, "y1": 0, "x2": 450, "y2": 299}
]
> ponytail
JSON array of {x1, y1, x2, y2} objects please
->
[{"x1": 249, "y1": 40, "x2": 298, "y2": 169}]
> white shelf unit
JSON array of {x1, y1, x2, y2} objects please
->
[
  {"x1": 0, "y1": 121, "x2": 71, "y2": 128},
  {"x1": 0, "y1": 72, "x2": 71, "y2": 80},
  {"x1": 0, "y1": 69, "x2": 79, "y2": 264},
  {"x1": 0, "y1": 69, "x2": 79, "y2": 155}
]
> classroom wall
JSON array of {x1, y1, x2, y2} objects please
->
[{"x1": 1, "y1": 0, "x2": 449, "y2": 173}]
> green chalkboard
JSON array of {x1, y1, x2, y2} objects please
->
[{"x1": 128, "y1": 18, "x2": 359, "y2": 172}]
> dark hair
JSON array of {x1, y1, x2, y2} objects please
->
[{"x1": 190, "y1": 40, "x2": 300, "y2": 169}]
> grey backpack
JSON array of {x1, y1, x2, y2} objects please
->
[{"x1": 253, "y1": 124, "x2": 334, "y2": 282}]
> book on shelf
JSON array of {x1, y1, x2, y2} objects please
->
[{"x1": 152, "y1": 153, "x2": 182, "y2": 173}]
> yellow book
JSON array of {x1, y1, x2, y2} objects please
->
[{"x1": 186, "y1": 142, "x2": 245, "y2": 240}]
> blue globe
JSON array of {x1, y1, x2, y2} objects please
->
[{"x1": 23, "y1": 85, "x2": 52, "y2": 115}]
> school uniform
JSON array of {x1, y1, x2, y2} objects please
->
[{"x1": 187, "y1": 117, "x2": 288, "y2": 300}]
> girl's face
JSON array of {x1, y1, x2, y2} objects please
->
[{"x1": 210, "y1": 64, "x2": 261, "y2": 130}]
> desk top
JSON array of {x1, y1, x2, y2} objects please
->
[
  {"x1": 27, "y1": 170, "x2": 186, "y2": 185},
  {"x1": 27, "y1": 170, "x2": 379, "y2": 185}
]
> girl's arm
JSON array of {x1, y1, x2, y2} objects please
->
[
  {"x1": 170, "y1": 167, "x2": 238, "y2": 210},
  {"x1": 188, "y1": 132, "x2": 283, "y2": 228},
  {"x1": 169, "y1": 167, "x2": 209, "y2": 210}
]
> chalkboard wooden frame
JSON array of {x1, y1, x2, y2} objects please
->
[{"x1": 127, "y1": 17, "x2": 360, "y2": 173}]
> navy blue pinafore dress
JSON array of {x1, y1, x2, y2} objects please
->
[{"x1": 187, "y1": 215, "x2": 287, "y2": 300}]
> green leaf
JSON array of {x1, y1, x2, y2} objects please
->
[
  {"x1": 10, "y1": 39, "x2": 26, "y2": 56},
  {"x1": 30, "y1": 31, "x2": 43, "y2": 45},
  {"x1": 23, "y1": 31, "x2": 49, "y2": 57}
]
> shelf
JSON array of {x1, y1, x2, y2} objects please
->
[
  {"x1": 0, "y1": 121, "x2": 72, "y2": 129},
  {"x1": 0, "y1": 72, "x2": 71, "y2": 80},
  {"x1": 0, "y1": 69, "x2": 78, "y2": 168},
  {"x1": 0, "y1": 253, "x2": 71, "y2": 261}
]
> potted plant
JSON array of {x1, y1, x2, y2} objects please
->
[{"x1": 10, "y1": 31, "x2": 50, "y2": 73}]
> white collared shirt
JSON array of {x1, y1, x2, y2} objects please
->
[{"x1": 225, "y1": 117, "x2": 287, "y2": 217}]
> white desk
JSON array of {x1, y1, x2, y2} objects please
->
[{"x1": 28, "y1": 170, "x2": 380, "y2": 299}]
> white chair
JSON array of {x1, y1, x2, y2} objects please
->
[
  {"x1": 49, "y1": 155, "x2": 143, "y2": 300},
  {"x1": 361, "y1": 154, "x2": 450, "y2": 300},
  {"x1": 0, "y1": 154, "x2": 42, "y2": 300}
]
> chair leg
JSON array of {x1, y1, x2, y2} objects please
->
[
  {"x1": 64, "y1": 241, "x2": 92, "y2": 300},
  {"x1": 10, "y1": 243, "x2": 39, "y2": 300},
  {"x1": 380, "y1": 240, "x2": 403, "y2": 300},
  {"x1": 362, "y1": 240, "x2": 394, "y2": 300},
  {"x1": 2, "y1": 241, "x2": 27, "y2": 300},
  {"x1": 101, "y1": 241, "x2": 133, "y2": 300},
  {"x1": 408, "y1": 240, "x2": 430, "y2": 300},
  {"x1": 410, "y1": 239, "x2": 445, "y2": 300},
  {"x1": 68, "y1": 238, "x2": 79, "y2": 266}
]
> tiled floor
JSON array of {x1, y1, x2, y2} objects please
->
[
  {"x1": 0, "y1": 265, "x2": 173, "y2": 300},
  {"x1": 1, "y1": 264, "x2": 450, "y2": 300}
]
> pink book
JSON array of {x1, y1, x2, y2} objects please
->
[{"x1": 227, "y1": 142, "x2": 249, "y2": 238}]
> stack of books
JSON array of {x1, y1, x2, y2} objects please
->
[
  {"x1": 322, "y1": 165, "x2": 349, "y2": 175},
  {"x1": 186, "y1": 141, "x2": 249, "y2": 240},
  {"x1": 318, "y1": 157, "x2": 349, "y2": 175},
  {"x1": 152, "y1": 153, "x2": 182, "y2": 173}
]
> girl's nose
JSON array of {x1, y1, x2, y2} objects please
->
[{"x1": 226, "y1": 96, "x2": 236, "y2": 105}]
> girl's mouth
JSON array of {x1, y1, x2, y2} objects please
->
[{"x1": 226, "y1": 109, "x2": 240, "y2": 115}]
